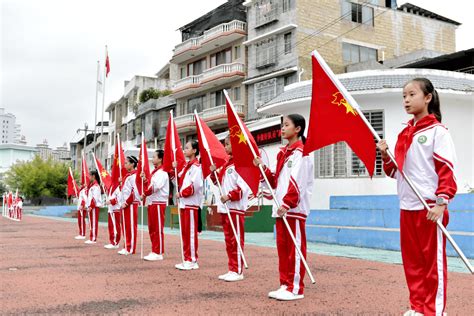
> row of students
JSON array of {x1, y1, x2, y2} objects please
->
[{"x1": 5, "y1": 196, "x2": 23, "y2": 221}]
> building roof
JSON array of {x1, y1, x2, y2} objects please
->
[
  {"x1": 264, "y1": 69, "x2": 474, "y2": 107},
  {"x1": 398, "y1": 3, "x2": 461, "y2": 26},
  {"x1": 400, "y1": 48, "x2": 474, "y2": 73},
  {"x1": 0, "y1": 143, "x2": 38, "y2": 152}
]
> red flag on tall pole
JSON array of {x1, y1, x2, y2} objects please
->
[
  {"x1": 194, "y1": 111, "x2": 228, "y2": 179},
  {"x1": 304, "y1": 50, "x2": 376, "y2": 176},
  {"x1": 162, "y1": 111, "x2": 186, "y2": 174},
  {"x1": 81, "y1": 152, "x2": 90, "y2": 187},
  {"x1": 136, "y1": 132, "x2": 151, "y2": 195},
  {"x1": 224, "y1": 90, "x2": 260, "y2": 195},
  {"x1": 105, "y1": 46, "x2": 110, "y2": 77},
  {"x1": 110, "y1": 134, "x2": 126, "y2": 192},
  {"x1": 92, "y1": 152, "x2": 111, "y2": 192},
  {"x1": 68, "y1": 167, "x2": 79, "y2": 197}
]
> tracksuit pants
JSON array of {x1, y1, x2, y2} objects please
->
[
  {"x1": 179, "y1": 206, "x2": 199, "y2": 262},
  {"x1": 276, "y1": 217, "x2": 307, "y2": 295},
  {"x1": 123, "y1": 203, "x2": 138, "y2": 254},
  {"x1": 148, "y1": 202, "x2": 166, "y2": 255},
  {"x1": 221, "y1": 211, "x2": 245, "y2": 274},
  {"x1": 77, "y1": 209, "x2": 86, "y2": 236},
  {"x1": 400, "y1": 209, "x2": 449, "y2": 316},
  {"x1": 87, "y1": 207, "x2": 99, "y2": 242},
  {"x1": 108, "y1": 211, "x2": 122, "y2": 246}
]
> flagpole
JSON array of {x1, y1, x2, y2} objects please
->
[
  {"x1": 100, "y1": 45, "x2": 107, "y2": 163},
  {"x1": 116, "y1": 133, "x2": 127, "y2": 250},
  {"x1": 194, "y1": 111, "x2": 248, "y2": 269},
  {"x1": 69, "y1": 167, "x2": 79, "y2": 198},
  {"x1": 171, "y1": 110, "x2": 185, "y2": 263},
  {"x1": 91, "y1": 153, "x2": 109, "y2": 196},
  {"x1": 312, "y1": 50, "x2": 473, "y2": 274},
  {"x1": 224, "y1": 90, "x2": 316, "y2": 284},
  {"x1": 140, "y1": 132, "x2": 145, "y2": 260},
  {"x1": 93, "y1": 60, "x2": 100, "y2": 155}
]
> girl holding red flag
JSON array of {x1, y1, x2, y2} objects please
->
[
  {"x1": 142, "y1": 149, "x2": 169, "y2": 261},
  {"x1": 210, "y1": 135, "x2": 249, "y2": 282},
  {"x1": 119, "y1": 156, "x2": 141, "y2": 255},
  {"x1": 85, "y1": 170, "x2": 103, "y2": 244},
  {"x1": 173, "y1": 140, "x2": 204, "y2": 270},
  {"x1": 75, "y1": 185, "x2": 87, "y2": 239},
  {"x1": 377, "y1": 78, "x2": 457, "y2": 316},
  {"x1": 254, "y1": 114, "x2": 314, "y2": 301}
]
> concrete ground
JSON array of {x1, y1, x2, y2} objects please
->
[{"x1": 1, "y1": 215, "x2": 472, "y2": 315}]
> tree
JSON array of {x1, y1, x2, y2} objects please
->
[
  {"x1": 4, "y1": 156, "x2": 73, "y2": 203},
  {"x1": 139, "y1": 88, "x2": 161, "y2": 103}
]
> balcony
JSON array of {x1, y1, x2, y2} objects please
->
[
  {"x1": 174, "y1": 104, "x2": 245, "y2": 133},
  {"x1": 172, "y1": 62, "x2": 245, "y2": 98},
  {"x1": 171, "y1": 20, "x2": 246, "y2": 64}
]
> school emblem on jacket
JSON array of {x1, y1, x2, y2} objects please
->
[
  {"x1": 287, "y1": 160, "x2": 293, "y2": 168},
  {"x1": 418, "y1": 135, "x2": 427, "y2": 144},
  {"x1": 227, "y1": 169, "x2": 233, "y2": 174}
]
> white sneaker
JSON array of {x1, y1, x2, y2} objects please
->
[
  {"x1": 74, "y1": 235, "x2": 85, "y2": 240},
  {"x1": 275, "y1": 289, "x2": 304, "y2": 301},
  {"x1": 218, "y1": 271, "x2": 231, "y2": 280},
  {"x1": 268, "y1": 285, "x2": 288, "y2": 299},
  {"x1": 224, "y1": 271, "x2": 244, "y2": 282},
  {"x1": 144, "y1": 253, "x2": 164, "y2": 261},
  {"x1": 175, "y1": 261, "x2": 199, "y2": 270},
  {"x1": 104, "y1": 244, "x2": 119, "y2": 249},
  {"x1": 118, "y1": 249, "x2": 130, "y2": 255},
  {"x1": 84, "y1": 240, "x2": 96, "y2": 244},
  {"x1": 403, "y1": 310, "x2": 424, "y2": 316}
]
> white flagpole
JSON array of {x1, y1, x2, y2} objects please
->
[
  {"x1": 171, "y1": 110, "x2": 185, "y2": 263},
  {"x1": 93, "y1": 60, "x2": 100, "y2": 156},
  {"x1": 69, "y1": 167, "x2": 79, "y2": 198},
  {"x1": 117, "y1": 133, "x2": 127, "y2": 250},
  {"x1": 311, "y1": 50, "x2": 473, "y2": 274},
  {"x1": 100, "y1": 45, "x2": 108, "y2": 163},
  {"x1": 140, "y1": 132, "x2": 145, "y2": 260},
  {"x1": 194, "y1": 110, "x2": 248, "y2": 269},
  {"x1": 224, "y1": 89, "x2": 316, "y2": 283}
]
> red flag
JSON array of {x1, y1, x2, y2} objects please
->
[
  {"x1": 110, "y1": 134, "x2": 127, "y2": 192},
  {"x1": 224, "y1": 90, "x2": 260, "y2": 195},
  {"x1": 67, "y1": 167, "x2": 79, "y2": 197},
  {"x1": 81, "y1": 152, "x2": 90, "y2": 187},
  {"x1": 304, "y1": 51, "x2": 376, "y2": 176},
  {"x1": 105, "y1": 46, "x2": 110, "y2": 77},
  {"x1": 162, "y1": 111, "x2": 186, "y2": 175},
  {"x1": 136, "y1": 133, "x2": 151, "y2": 195},
  {"x1": 195, "y1": 112, "x2": 228, "y2": 179},
  {"x1": 8, "y1": 192, "x2": 13, "y2": 208},
  {"x1": 93, "y1": 153, "x2": 111, "y2": 192}
]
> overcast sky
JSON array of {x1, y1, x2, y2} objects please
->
[{"x1": 1, "y1": 0, "x2": 473, "y2": 149}]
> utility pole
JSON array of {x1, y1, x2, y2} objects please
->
[{"x1": 77, "y1": 123, "x2": 89, "y2": 167}]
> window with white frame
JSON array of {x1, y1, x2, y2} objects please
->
[
  {"x1": 341, "y1": 1, "x2": 374, "y2": 26},
  {"x1": 314, "y1": 110, "x2": 384, "y2": 178},
  {"x1": 342, "y1": 42, "x2": 377, "y2": 64},
  {"x1": 234, "y1": 45, "x2": 241, "y2": 60},
  {"x1": 187, "y1": 95, "x2": 205, "y2": 114},
  {"x1": 234, "y1": 86, "x2": 241, "y2": 101},
  {"x1": 256, "y1": 37, "x2": 276, "y2": 68},
  {"x1": 255, "y1": 78, "x2": 277, "y2": 108}
]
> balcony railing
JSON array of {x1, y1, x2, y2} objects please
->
[
  {"x1": 173, "y1": 20, "x2": 246, "y2": 56},
  {"x1": 173, "y1": 62, "x2": 245, "y2": 92},
  {"x1": 174, "y1": 104, "x2": 245, "y2": 128}
]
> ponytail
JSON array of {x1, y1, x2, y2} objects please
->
[
  {"x1": 286, "y1": 114, "x2": 306, "y2": 144},
  {"x1": 406, "y1": 78, "x2": 442, "y2": 122}
]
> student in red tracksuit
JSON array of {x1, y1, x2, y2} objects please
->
[
  {"x1": 254, "y1": 114, "x2": 314, "y2": 301},
  {"x1": 85, "y1": 170, "x2": 103, "y2": 244},
  {"x1": 173, "y1": 140, "x2": 204, "y2": 270},
  {"x1": 119, "y1": 156, "x2": 141, "y2": 255},
  {"x1": 104, "y1": 186, "x2": 122, "y2": 249},
  {"x1": 142, "y1": 149, "x2": 169, "y2": 261},
  {"x1": 378, "y1": 78, "x2": 457, "y2": 316},
  {"x1": 210, "y1": 136, "x2": 250, "y2": 282},
  {"x1": 16, "y1": 197, "x2": 23, "y2": 221},
  {"x1": 75, "y1": 186, "x2": 87, "y2": 240}
]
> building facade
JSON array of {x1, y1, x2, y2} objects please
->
[
  {"x1": 1, "y1": 108, "x2": 22, "y2": 144},
  {"x1": 0, "y1": 144, "x2": 38, "y2": 173}
]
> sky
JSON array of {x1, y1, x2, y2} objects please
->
[{"x1": 1, "y1": 0, "x2": 473, "y2": 149}]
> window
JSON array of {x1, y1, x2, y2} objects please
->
[
  {"x1": 343, "y1": 43, "x2": 377, "y2": 64},
  {"x1": 256, "y1": 37, "x2": 276, "y2": 68},
  {"x1": 315, "y1": 110, "x2": 384, "y2": 178},
  {"x1": 210, "y1": 90, "x2": 226, "y2": 108},
  {"x1": 284, "y1": 32, "x2": 292, "y2": 54},
  {"x1": 255, "y1": 0, "x2": 278, "y2": 27},
  {"x1": 234, "y1": 86, "x2": 241, "y2": 101},
  {"x1": 255, "y1": 78, "x2": 277, "y2": 108},
  {"x1": 234, "y1": 46, "x2": 241, "y2": 60},
  {"x1": 180, "y1": 67, "x2": 186, "y2": 79},
  {"x1": 187, "y1": 95, "x2": 205, "y2": 114},
  {"x1": 284, "y1": 73, "x2": 296, "y2": 86},
  {"x1": 211, "y1": 48, "x2": 231, "y2": 68},
  {"x1": 282, "y1": 0, "x2": 290, "y2": 12},
  {"x1": 342, "y1": 1, "x2": 374, "y2": 26},
  {"x1": 187, "y1": 58, "x2": 206, "y2": 76}
]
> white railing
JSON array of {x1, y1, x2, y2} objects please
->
[
  {"x1": 173, "y1": 62, "x2": 245, "y2": 91},
  {"x1": 173, "y1": 20, "x2": 246, "y2": 56},
  {"x1": 175, "y1": 104, "x2": 245, "y2": 127},
  {"x1": 174, "y1": 113, "x2": 195, "y2": 126}
]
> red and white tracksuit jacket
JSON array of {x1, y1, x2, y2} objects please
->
[
  {"x1": 16, "y1": 200, "x2": 23, "y2": 220},
  {"x1": 107, "y1": 186, "x2": 122, "y2": 246},
  {"x1": 177, "y1": 158, "x2": 203, "y2": 263},
  {"x1": 144, "y1": 166, "x2": 169, "y2": 255},
  {"x1": 262, "y1": 140, "x2": 314, "y2": 295},
  {"x1": 86, "y1": 182, "x2": 103, "y2": 242},
  {"x1": 120, "y1": 170, "x2": 141, "y2": 254},
  {"x1": 211, "y1": 158, "x2": 250, "y2": 274},
  {"x1": 383, "y1": 114, "x2": 457, "y2": 316},
  {"x1": 77, "y1": 188, "x2": 87, "y2": 237}
]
